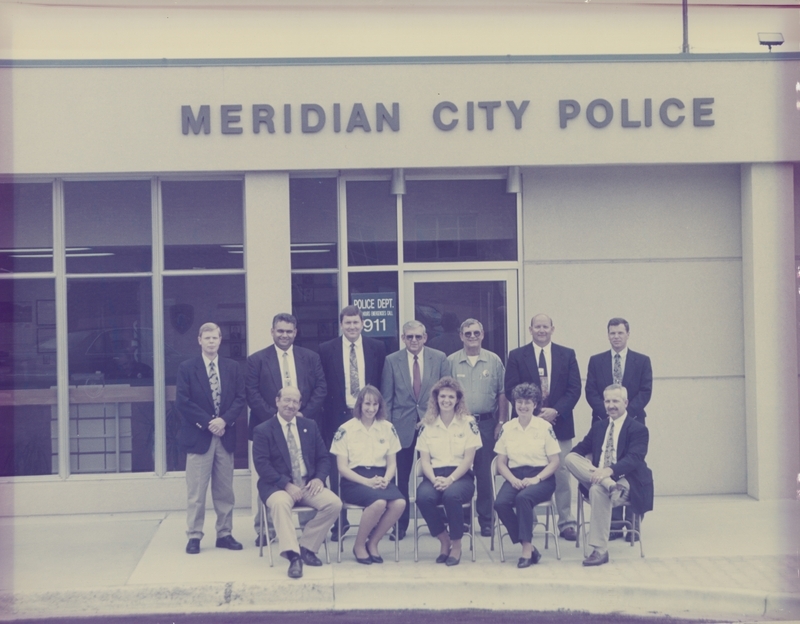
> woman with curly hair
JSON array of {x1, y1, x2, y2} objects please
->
[
  {"x1": 330, "y1": 385, "x2": 405, "y2": 564},
  {"x1": 414, "y1": 376, "x2": 482, "y2": 566},
  {"x1": 494, "y1": 383, "x2": 560, "y2": 568}
]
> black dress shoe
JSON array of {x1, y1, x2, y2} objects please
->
[
  {"x1": 330, "y1": 522, "x2": 350, "y2": 542},
  {"x1": 300, "y1": 546, "x2": 323, "y2": 566},
  {"x1": 559, "y1": 526, "x2": 578, "y2": 541},
  {"x1": 609, "y1": 530, "x2": 624, "y2": 541},
  {"x1": 369, "y1": 554, "x2": 384, "y2": 564},
  {"x1": 186, "y1": 538, "x2": 200, "y2": 554},
  {"x1": 445, "y1": 554, "x2": 461, "y2": 567},
  {"x1": 480, "y1": 526, "x2": 493, "y2": 538},
  {"x1": 215, "y1": 535, "x2": 243, "y2": 550},
  {"x1": 287, "y1": 556, "x2": 303, "y2": 579},
  {"x1": 582, "y1": 549, "x2": 609, "y2": 566},
  {"x1": 353, "y1": 547, "x2": 372, "y2": 565},
  {"x1": 388, "y1": 528, "x2": 406, "y2": 542},
  {"x1": 435, "y1": 553, "x2": 449, "y2": 564}
]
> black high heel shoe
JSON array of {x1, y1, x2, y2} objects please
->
[{"x1": 353, "y1": 547, "x2": 372, "y2": 565}]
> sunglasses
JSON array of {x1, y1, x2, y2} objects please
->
[
  {"x1": 463, "y1": 331, "x2": 482, "y2": 337},
  {"x1": 404, "y1": 334, "x2": 425, "y2": 341}
]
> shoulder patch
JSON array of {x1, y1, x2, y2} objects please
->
[
  {"x1": 469, "y1": 421, "x2": 479, "y2": 436},
  {"x1": 497, "y1": 427, "x2": 504, "y2": 439},
  {"x1": 548, "y1": 427, "x2": 557, "y2": 440},
  {"x1": 390, "y1": 425, "x2": 399, "y2": 438},
  {"x1": 333, "y1": 427, "x2": 346, "y2": 442}
]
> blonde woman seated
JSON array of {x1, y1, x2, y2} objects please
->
[
  {"x1": 330, "y1": 385, "x2": 406, "y2": 565},
  {"x1": 494, "y1": 383, "x2": 560, "y2": 568},
  {"x1": 415, "y1": 376, "x2": 482, "y2": 566}
]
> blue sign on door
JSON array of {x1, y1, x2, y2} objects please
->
[{"x1": 350, "y1": 293, "x2": 397, "y2": 338}]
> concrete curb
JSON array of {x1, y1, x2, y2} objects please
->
[{"x1": 3, "y1": 578, "x2": 797, "y2": 621}]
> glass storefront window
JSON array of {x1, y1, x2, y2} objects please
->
[
  {"x1": 0, "y1": 279, "x2": 57, "y2": 476},
  {"x1": 162, "y1": 180, "x2": 244, "y2": 271},
  {"x1": 291, "y1": 273, "x2": 339, "y2": 353},
  {"x1": 66, "y1": 277, "x2": 153, "y2": 473},
  {"x1": 403, "y1": 179, "x2": 517, "y2": 263},
  {"x1": 64, "y1": 181, "x2": 152, "y2": 273},
  {"x1": 346, "y1": 180, "x2": 397, "y2": 266},
  {"x1": 163, "y1": 274, "x2": 247, "y2": 471},
  {"x1": 290, "y1": 178, "x2": 338, "y2": 270},
  {"x1": 0, "y1": 183, "x2": 54, "y2": 274}
]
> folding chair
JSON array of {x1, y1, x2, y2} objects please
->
[
  {"x1": 575, "y1": 486, "x2": 644, "y2": 558},
  {"x1": 258, "y1": 496, "x2": 331, "y2": 566},
  {"x1": 410, "y1": 456, "x2": 476, "y2": 563},
  {"x1": 336, "y1": 472, "x2": 401, "y2": 563},
  {"x1": 489, "y1": 456, "x2": 560, "y2": 562}
]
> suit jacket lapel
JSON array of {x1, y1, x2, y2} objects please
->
[
  {"x1": 621, "y1": 351, "x2": 635, "y2": 386},
  {"x1": 267, "y1": 346, "x2": 283, "y2": 393},
  {"x1": 334, "y1": 340, "x2": 346, "y2": 398},
  {"x1": 297, "y1": 419, "x2": 314, "y2": 472},
  {"x1": 523, "y1": 344, "x2": 541, "y2": 383},
  {"x1": 421, "y1": 348, "x2": 438, "y2": 396},
  {"x1": 194, "y1": 358, "x2": 213, "y2": 410},
  {"x1": 616, "y1": 417, "x2": 631, "y2": 457},
  {"x1": 272, "y1": 418, "x2": 292, "y2": 470},
  {"x1": 398, "y1": 348, "x2": 413, "y2": 394}
]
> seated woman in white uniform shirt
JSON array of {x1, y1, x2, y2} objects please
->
[
  {"x1": 415, "y1": 376, "x2": 482, "y2": 567},
  {"x1": 493, "y1": 382, "x2": 561, "y2": 568},
  {"x1": 330, "y1": 385, "x2": 405, "y2": 564}
]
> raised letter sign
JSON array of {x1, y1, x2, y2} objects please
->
[{"x1": 182, "y1": 105, "x2": 210, "y2": 135}]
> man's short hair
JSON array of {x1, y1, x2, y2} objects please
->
[
  {"x1": 604, "y1": 383, "x2": 628, "y2": 400},
  {"x1": 459, "y1": 318, "x2": 483, "y2": 333},
  {"x1": 607, "y1": 317, "x2": 630, "y2": 332},
  {"x1": 198, "y1": 322, "x2": 221, "y2": 337},
  {"x1": 402, "y1": 320, "x2": 426, "y2": 335},
  {"x1": 272, "y1": 313, "x2": 297, "y2": 328},
  {"x1": 339, "y1": 305, "x2": 363, "y2": 323}
]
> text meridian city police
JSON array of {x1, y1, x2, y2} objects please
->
[{"x1": 180, "y1": 97, "x2": 714, "y2": 135}]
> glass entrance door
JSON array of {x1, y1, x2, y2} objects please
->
[{"x1": 402, "y1": 270, "x2": 518, "y2": 362}]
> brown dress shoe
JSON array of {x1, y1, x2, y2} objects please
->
[
  {"x1": 582, "y1": 550, "x2": 609, "y2": 566},
  {"x1": 559, "y1": 526, "x2": 578, "y2": 541}
]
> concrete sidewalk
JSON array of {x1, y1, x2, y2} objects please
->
[{"x1": 1, "y1": 495, "x2": 798, "y2": 622}]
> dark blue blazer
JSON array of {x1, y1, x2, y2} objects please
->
[
  {"x1": 252, "y1": 415, "x2": 330, "y2": 503},
  {"x1": 245, "y1": 345, "x2": 326, "y2": 439},
  {"x1": 571, "y1": 415, "x2": 654, "y2": 516},
  {"x1": 585, "y1": 349, "x2": 652, "y2": 423},
  {"x1": 504, "y1": 342, "x2": 582, "y2": 440},
  {"x1": 176, "y1": 355, "x2": 246, "y2": 455},
  {"x1": 318, "y1": 336, "x2": 386, "y2": 444}
]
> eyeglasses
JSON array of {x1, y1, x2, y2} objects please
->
[
  {"x1": 404, "y1": 334, "x2": 424, "y2": 341},
  {"x1": 463, "y1": 331, "x2": 482, "y2": 337}
]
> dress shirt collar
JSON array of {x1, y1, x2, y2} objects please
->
[
  {"x1": 343, "y1": 335, "x2": 363, "y2": 350},
  {"x1": 202, "y1": 354, "x2": 218, "y2": 368},
  {"x1": 277, "y1": 344, "x2": 294, "y2": 356},
  {"x1": 406, "y1": 347, "x2": 425, "y2": 363},
  {"x1": 455, "y1": 348, "x2": 486, "y2": 363},
  {"x1": 533, "y1": 342, "x2": 552, "y2": 358}
]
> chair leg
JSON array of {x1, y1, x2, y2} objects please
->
[
  {"x1": 550, "y1": 506, "x2": 561, "y2": 560},
  {"x1": 470, "y1": 500, "x2": 476, "y2": 562},
  {"x1": 394, "y1": 519, "x2": 400, "y2": 562},
  {"x1": 496, "y1": 511, "x2": 505, "y2": 563},
  {"x1": 544, "y1": 504, "x2": 550, "y2": 550},
  {"x1": 337, "y1": 506, "x2": 344, "y2": 563},
  {"x1": 259, "y1": 503, "x2": 264, "y2": 558},
  {"x1": 413, "y1": 504, "x2": 419, "y2": 563}
]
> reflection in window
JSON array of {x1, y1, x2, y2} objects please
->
[
  {"x1": 403, "y1": 180, "x2": 517, "y2": 263},
  {"x1": 67, "y1": 278, "x2": 153, "y2": 473},
  {"x1": 291, "y1": 274, "x2": 339, "y2": 353},
  {"x1": 64, "y1": 181, "x2": 152, "y2": 273},
  {"x1": 347, "y1": 181, "x2": 397, "y2": 266},
  {"x1": 349, "y1": 271, "x2": 399, "y2": 354},
  {"x1": 162, "y1": 180, "x2": 244, "y2": 270},
  {"x1": 0, "y1": 279, "x2": 57, "y2": 476},
  {"x1": 290, "y1": 178, "x2": 338, "y2": 270},
  {"x1": 0, "y1": 183, "x2": 54, "y2": 274},
  {"x1": 163, "y1": 274, "x2": 247, "y2": 470}
]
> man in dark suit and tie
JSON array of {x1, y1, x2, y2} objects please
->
[
  {"x1": 319, "y1": 304, "x2": 387, "y2": 540},
  {"x1": 177, "y1": 322, "x2": 247, "y2": 555},
  {"x1": 565, "y1": 384, "x2": 654, "y2": 566},
  {"x1": 585, "y1": 317, "x2": 653, "y2": 424},
  {"x1": 504, "y1": 313, "x2": 582, "y2": 541},
  {"x1": 246, "y1": 312, "x2": 327, "y2": 545},
  {"x1": 585, "y1": 317, "x2": 653, "y2": 539},
  {"x1": 381, "y1": 320, "x2": 450, "y2": 540},
  {"x1": 252, "y1": 386, "x2": 342, "y2": 579}
]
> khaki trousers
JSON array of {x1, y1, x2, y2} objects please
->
[
  {"x1": 186, "y1": 435, "x2": 235, "y2": 540},
  {"x1": 266, "y1": 486, "x2": 342, "y2": 556}
]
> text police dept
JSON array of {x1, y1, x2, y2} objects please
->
[{"x1": 181, "y1": 98, "x2": 714, "y2": 135}]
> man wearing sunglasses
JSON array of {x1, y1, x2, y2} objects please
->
[
  {"x1": 447, "y1": 318, "x2": 508, "y2": 537},
  {"x1": 381, "y1": 320, "x2": 451, "y2": 540}
]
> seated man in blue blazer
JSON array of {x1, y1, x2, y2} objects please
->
[
  {"x1": 252, "y1": 386, "x2": 342, "y2": 579},
  {"x1": 564, "y1": 384, "x2": 654, "y2": 567},
  {"x1": 177, "y1": 322, "x2": 247, "y2": 555}
]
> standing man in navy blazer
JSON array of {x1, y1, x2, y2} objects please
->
[
  {"x1": 177, "y1": 322, "x2": 246, "y2": 555},
  {"x1": 565, "y1": 384, "x2": 654, "y2": 566},
  {"x1": 319, "y1": 304, "x2": 386, "y2": 540},
  {"x1": 246, "y1": 312, "x2": 327, "y2": 544},
  {"x1": 381, "y1": 320, "x2": 450, "y2": 540},
  {"x1": 504, "y1": 313, "x2": 582, "y2": 541},
  {"x1": 585, "y1": 317, "x2": 653, "y2": 425},
  {"x1": 253, "y1": 386, "x2": 342, "y2": 578}
]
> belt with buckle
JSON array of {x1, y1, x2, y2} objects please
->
[{"x1": 475, "y1": 412, "x2": 495, "y2": 421}]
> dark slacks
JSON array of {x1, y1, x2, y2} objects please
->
[
  {"x1": 493, "y1": 465, "x2": 555, "y2": 544},
  {"x1": 416, "y1": 466, "x2": 475, "y2": 541},
  {"x1": 395, "y1": 429, "x2": 418, "y2": 532}
]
